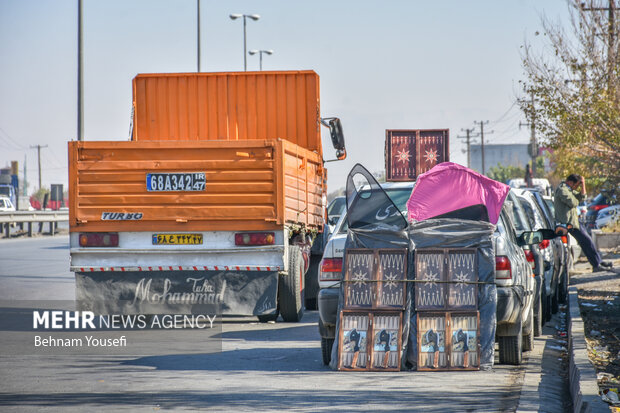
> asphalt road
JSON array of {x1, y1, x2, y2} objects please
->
[{"x1": 0, "y1": 236, "x2": 571, "y2": 412}]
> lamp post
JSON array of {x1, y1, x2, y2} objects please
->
[
  {"x1": 229, "y1": 13, "x2": 260, "y2": 71},
  {"x1": 248, "y1": 49, "x2": 273, "y2": 71}
]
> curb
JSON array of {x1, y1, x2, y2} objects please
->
[{"x1": 567, "y1": 285, "x2": 610, "y2": 412}]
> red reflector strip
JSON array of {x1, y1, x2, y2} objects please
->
[
  {"x1": 72, "y1": 266, "x2": 282, "y2": 272},
  {"x1": 79, "y1": 233, "x2": 119, "y2": 247},
  {"x1": 234, "y1": 232, "x2": 276, "y2": 246}
]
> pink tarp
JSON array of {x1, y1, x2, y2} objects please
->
[{"x1": 406, "y1": 162, "x2": 510, "y2": 225}]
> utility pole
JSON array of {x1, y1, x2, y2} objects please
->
[
  {"x1": 77, "y1": 0, "x2": 84, "y2": 141},
  {"x1": 457, "y1": 127, "x2": 479, "y2": 168},
  {"x1": 197, "y1": 0, "x2": 201, "y2": 72},
  {"x1": 581, "y1": 1, "x2": 618, "y2": 89},
  {"x1": 473, "y1": 121, "x2": 492, "y2": 175},
  {"x1": 519, "y1": 92, "x2": 537, "y2": 177},
  {"x1": 30, "y1": 145, "x2": 47, "y2": 190}
]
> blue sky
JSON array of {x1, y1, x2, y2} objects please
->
[{"x1": 0, "y1": 0, "x2": 570, "y2": 191}]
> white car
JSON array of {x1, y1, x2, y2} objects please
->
[
  {"x1": 596, "y1": 205, "x2": 620, "y2": 229},
  {"x1": 0, "y1": 196, "x2": 16, "y2": 212}
]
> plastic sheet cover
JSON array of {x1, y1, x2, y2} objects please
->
[
  {"x1": 407, "y1": 219, "x2": 497, "y2": 370},
  {"x1": 406, "y1": 162, "x2": 510, "y2": 225},
  {"x1": 329, "y1": 164, "x2": 413, "y2": 370}
]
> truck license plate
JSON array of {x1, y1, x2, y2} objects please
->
[
  {"x1": 146, "y1": 172, "x2": 206, "y2": 192},
  {"x1": 152, "y1": 234, "x2": 203, "y2": 245}
]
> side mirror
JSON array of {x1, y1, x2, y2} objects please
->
[
  {"x1": 321, "y1": 117, "x2": 346, "y2": 160},
  {"x1": 517, "y1": 230, "x2": 544, "y2": 246}
]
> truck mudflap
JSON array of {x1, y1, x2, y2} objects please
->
[{"x1": 75, "y1": 270, "x2": 278, "y2": 316}]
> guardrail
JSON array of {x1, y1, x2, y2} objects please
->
[{"x1": 0, "y1": 210, "x2": 69, "y2": 237}]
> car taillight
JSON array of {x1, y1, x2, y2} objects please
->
[
  {"x1": 79, "y1": 233, "x2": 119, "y2": 247},
  {"x1": 320, "y1": 258, "x2": 343, "y2": 281},
  {"x1": 588, "y1": 204, "x2": 608, "y2": 211},
  {"x1": 495, "y1": 256, "x2": 512, "y2": 279},
  {"x1": 524, "y1": 250, "x2": 536, "y2": 270},
  {"x1": 561, "y1": 235, "x2": 568, "y2": 245},
  {"x1": 538, "y1": 239, "x2": 550, "y2": 249},
  {"x1": 234, "y1": 232, "x2": 275, "y2": 246}
]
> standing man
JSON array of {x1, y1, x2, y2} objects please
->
[{"x1": 554, "y1": 174, "x2": 613, "y2": 272}]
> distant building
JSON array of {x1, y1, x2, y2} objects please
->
[{"x1": 470, "y1": 143, "x2": 530, "y2": 174}]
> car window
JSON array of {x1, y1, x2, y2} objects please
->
[
  {"x1": 339, "y1": 187, "x2": 413, "y2": 233},
  {"x1": 499, "y1": 207, "x2": 518, "y2": 244},
  {"x1": 506, "y1": 194, "x2": 529, "y2": 233},
  {"x1": 327, "y1": 197, "x2": 345, "y2": 217}
]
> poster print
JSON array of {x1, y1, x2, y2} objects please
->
[
  {"x1": 418, "y1": 314, "x2": 447, "y2": 370},
  {"x1": 338, "y1": 312, "x2": 369, "y2": 370},
  {"x1": 447, "y1": 250, "x2": 477, "y2": 310},
  {"x1": 386, "y1": 132, "x2": 416, "y2": 181},
  {"x1": 415, "y1": 251, "x2": 445, "y2": 310},
  {"x1": 344, "y1": 250, "x2": 375, "y2": 308},
  {"x1": 370, "y1": 313, "x2": 402, "y2": 371},
  {"x1": 450, "y1": 313, "x2": 479, "y2": 369},
  {"x1": 376, "y1": 249, "x2": 407, "y2": 309},
  {"x1": 417, "y1": 131, "x2": 449, "y2": 176}
]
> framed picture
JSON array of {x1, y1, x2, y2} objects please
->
[
  {"x1": 415, "y1": 250, "x2": 446, "y2": 310},
  {"x1": 447, "y1": 250, "x2": 478, "y2": 310},
  {"x1": 417, "y1": 312, "x2": 480, "y2": 371},
  {"x1": 415, "y1": 248, "x2": 478, "y2": 311},
  {"x1": 376, "y1": 249, "x2": 407, "y2": 309},
  {"x1": 449, "y1": 313, "x2": 480, "y2": 370},
  {"x1": 338, "y1": 311, "x2": 370, "y2": 370},
  {"x1": 343, "y1": 250, "x2": 375, "y2": 309},
  {"x1": 370, "y1": 312, "x2": 403, "y2": 371},
  {"x1": 417, "y1": 313, "x2": 448, "y2": 370}
]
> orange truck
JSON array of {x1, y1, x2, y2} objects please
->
[{"x1": 68, "y1": 70, "x2": 346, "y2": 322}]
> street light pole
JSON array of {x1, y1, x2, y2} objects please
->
[
  {"x1": 249, "y1": 49, "x2": 274, "y2": 71},
  {"x1": 229, "y1": 13, "x2": 260, "y2": 71}
]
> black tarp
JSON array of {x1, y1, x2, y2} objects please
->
[{"x1": 330, "y1": 164, "x2": 497, "y2": 370}]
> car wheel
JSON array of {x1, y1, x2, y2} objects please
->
[
  {"x1": 551, "y1": 287, "x2": 559, "y2": 314},
  {"x1": 499, "y1": 321, "x2": 523, "y2": 365},
  {"x1": 304, "y1": 255, "x2": 321, "y2": 311},
  {"x1": 544, "y1": 293, "x2": 552, "y2": 322},
  {"x1": 279, "y1": 246, "x2": 305, "y2": 322},
  {"x1": 558, "y1": 266, "x2": 569, "y2": 305},
  {"x1": 523, "y1": 307, "x2": 534, "y2": 351},
  {"x1": 321, "y1": 337, "x2": 334, "y2": 365}
]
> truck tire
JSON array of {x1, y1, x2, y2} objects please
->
[
  {"x1": 279, "y1": 245, "x2": 305, "y2": 322},
  {"x1": 321, "y1": 337, "x2": 334, "y2": 365},
  {"x1": 498, "y1": 321, "x2": 523, "y2": 365},
  {"x1": 523, "y1": 307, "x2": 534, "y2": 352},
  {"x1": 305, "y1": 255, "x2": 321, "y2": 311}
]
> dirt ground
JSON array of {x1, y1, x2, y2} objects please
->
[{"x1": 570, "y1": 247, "x2": 620, "y2": 410}]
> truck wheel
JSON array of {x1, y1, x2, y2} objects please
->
[
  {"x1": 304, "y1": 255, "x2": 321, "y2": 311},
  {"x1": 321, "y1": 337, "x2": 334, "y2": 365},
  {"x1": 523, "y1": 307, "x2": 534, "y2": 352},
  {"x1": 279, "y1": 246, "x2": 305, "y2": 322},
  {"x1": 498, "y1": 321, "x2": 523, "y2": 365}
]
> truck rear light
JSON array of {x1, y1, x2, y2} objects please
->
[
  {"x1": 495, "y1": 256, "x2": 512, "y2": 279},
  {"x1": 234, "y1": 232, "x2": 275, "y2": 246},
  {"x1": 320, "y1": 258, "x2": 343, "y2": 281},
  {"x1": 524, "y1": 250, "x2": 536, "y2": 270},
  {"x1": 79, "y1": 233, "x2": 119, "y2": 247},
  {"x1": 538, "y1": 239, "x2": 550, "y2": 249}
]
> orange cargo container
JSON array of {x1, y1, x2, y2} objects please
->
[
  {"x1": 132, "y1": 71, "x2": 322, "y2": 154},
  {"x1": 68, "y1": 139, "x2": 324, "y2": 232}
]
